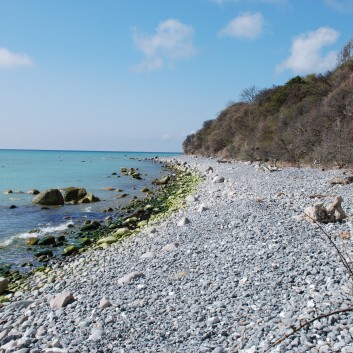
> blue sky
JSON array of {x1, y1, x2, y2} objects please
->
[{"x1": 0, "y1": 0, "x2": 352, "y2": 152}]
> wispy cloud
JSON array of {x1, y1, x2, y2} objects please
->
[
  {"x1": 326, "y1": 0, "x2": 353, "y2": 12},
  {"x1": 0, "y1": 48, "x2": 33, "y2": 69},
  {"x1": 131, "y1": 19, "x2": 197, "y2": 73},
  {"x1": 276, "y1": 27, "x2": 340, "y2": 75},
  {"x1": 219, "y1": 12, "x2": 264, "y2": 39}
]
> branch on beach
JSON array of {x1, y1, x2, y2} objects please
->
[
  {"x1": 265, "y1": 211, "x2": 353, "y2": 351},
  {"x1": 303, "y1": 212, "x2": 353, "y2": 282},
  {"x1": 266, "y1": 307, "x2": 353, "y2": 351}
]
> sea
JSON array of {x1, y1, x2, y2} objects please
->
[{"x1": 0, "y1": 149, "x2": 179, "y2": 268}]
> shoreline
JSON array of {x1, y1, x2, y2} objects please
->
[{"x1": 1, "y1": 155, "x2": 353, "y2": 352}]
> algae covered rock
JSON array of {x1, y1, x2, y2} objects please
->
[
  {"x1": 81, "y1": 221, "x2": 101, "y2": 231},
  {"x1": 32, "y1": 189, "x2": 64, "y2": 206},
  {"x1": 113, "y1": 228, "x2": 130, "y2": 237},
  {"x1": 37, "y1": 236, "x2": 56, "y2": 246},
  {"x1": 97, "y1": 236, "x2": 118, "y2": 245},
  {"x1": 35, "y1": 249, "x2": 53, "y2": 257},
  {"x1": 26, "y1": 237, "x2": 39, "y2": 246},
  {"x1": 62, "y1": 245, "x2": 80, "y2": 256},
  {"x1": 75, "y1": 237, "x2": 91, "y2": 246},
  {"x1": 152, "y1": 175, "x2": 170, "y2": 185}
]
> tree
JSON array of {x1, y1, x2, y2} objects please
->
[
  {"x1": 337, "y1": 38, "x2": 353, "y2": 66},
  {"x1": 239, "y1": 86, "x2": 259, "y2": 103}
]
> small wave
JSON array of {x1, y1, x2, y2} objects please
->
[
  {"x1": 0, "y1": 221, "x2": 73, "y2": 247},
  {"x1": 84, "y1": 207, "x2": 92, "y2": 212}
]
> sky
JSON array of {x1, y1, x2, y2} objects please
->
[{"x1": 0, "y1": 0, "x2": 352, "y2": 152}]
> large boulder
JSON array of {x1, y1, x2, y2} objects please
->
[
  {"x1": 50, "y1": 292, "x2": 75, "y2": 308},
  {"x1": 0, "y1": 277, "x2": 9, "y2": 295},
  {"x1": 78, "y1": 193, "x2": 100, "y2": 204},
  {"x1": 32, "y1": 189, "x2": 64, "y2": 206},
  {"x1": 64, "y1": 187, "x2": 87, "y2": 203},
  {"x1": 152, "y1": 175, "x2": 170, "y2": 185}
]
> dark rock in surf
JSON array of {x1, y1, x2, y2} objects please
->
[
  {"x1": 32, "y1": 189, "x2": 64, "y2": 206},
  {"x1": 64, "y1": 187, "x2": 87, "y2": 203}
]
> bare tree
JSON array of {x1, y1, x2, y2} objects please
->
[
  {"x1": 239, "y1": 86, "x2": 259, "y2": 103},
  {"x1": 337, "y1": 38, "x2": 353, "y2": 66}
]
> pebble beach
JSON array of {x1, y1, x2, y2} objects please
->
[{"x1": 1, "y1": 155, "x2": 353, "y2": 353}]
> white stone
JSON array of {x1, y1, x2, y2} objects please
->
[
  {"x1": 197, "y1": 204, "x2": 207, "y2": 212},
  {"x1": 99, "y1": 298, "x2": 112, "y2": 309},
  {"x1": 49, "y1": 292, "x2": 75, "y2": 309},
  {"x1": 118, "y1": 271, "x2": 144, "y2": 285},
  {"x1": 185, "y1": 195, "x2": 197, "y2": 202},
  {"x1": 140, "y1": 252, "x2": 154, "y2": 259},
  {"x1": 212, "y1": 176, "x2": 225, "y2": 183},
  {"x1": 161, "y1": 242, "x2": 180, "y2": 251},
  {"x1": 177, "y1": 217, "x2": 190, "y2": 226},
  {"x1": 88, "y1": 324, "x2": 104, "y2": 341}
]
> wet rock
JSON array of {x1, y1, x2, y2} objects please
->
[
  {"x1": 0, "y1": 277, "x2": 9, "y2": 294},
  {"x1": 32, "y1": 189, "x2": 64, "y2": 206},
  {"x1": 97, "y1": 236, "x2": 118, "y2": 245},
  {"x1": 63, "y1": 187, "x2": 87, "y2": 203},
  {"x1": 152, "y1": 175, "x2": 170, "y2": 185},
  {"x1": 9, "y1": 205, "x2": 17, "y2": 209},
  {"x1": 27, "y1": 189, "x2": 40, "y2": 195},
  {"x1": 37, "y1": 236, "x2": 56, "y2": 246},
  {"x1": 62, "y1": 245, "x2": 80, "y2": 256},
  {"x1": 35, "y1": 249, "x2": 53, "y2": 258},
  {"x1": 113, "y1": 228, "x2": 130, "y2": 237},
  {"x1": 81, "y1": 221, "x2": 100, "y2": 231},
  {"x1": 78, "y1": 193, "x2": 100, "y2": 203}
]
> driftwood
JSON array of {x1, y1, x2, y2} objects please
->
[
  {"x1": 330, "y1": 176, "x2": 353, "y2": 185},
  {"x1": 303, "y1": 196, "x2": 347, "y2": 223}
]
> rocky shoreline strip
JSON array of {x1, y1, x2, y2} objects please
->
[{"x1": 1, "y1": 155, "x2": 353, "y2": 352}]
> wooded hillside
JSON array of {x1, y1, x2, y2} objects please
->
[{"x1": 183, "y1": 41, "x2": 353, "y2": 166}]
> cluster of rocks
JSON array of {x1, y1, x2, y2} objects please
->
[
  {"x1": 1, "y1": 157, "x2": 353, "y2": 352},
  {"x1": 120, "y1": 167, "x2": 143, "y2": 180},
  {"x1": 32, "y1": 187, "x2": 100, "y2": 207}
]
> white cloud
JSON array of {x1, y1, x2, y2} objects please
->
[
  {"x1": 0, "y1": 48, "x2": 33, "y2": 69},
  {"x1": 326, "y1": 0, "x2": 353, "y2": 12},
  {"x1": 132, "y1": 19, "x2": 197, "y2": 73},
  {"x1": 276, "y1": 27, "x2": 340, "y2": 75},
  {"x1": 219, "y1": 12, "x2": 264, "y2": 39},
  {"x1": 161, "y1": 134, "x2": 171, "y2": 140}
]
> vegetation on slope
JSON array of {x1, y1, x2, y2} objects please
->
[{"x1": 183, "y1": 40, "x2": 353, "y2": 166}]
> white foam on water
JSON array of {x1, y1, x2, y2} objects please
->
[{"x1": 0, "y1": 221, "x2": 73, "y2": 247}]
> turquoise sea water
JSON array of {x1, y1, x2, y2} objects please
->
[{"x1": 0, "y1": 149, "x2": 179, "y2": 267}]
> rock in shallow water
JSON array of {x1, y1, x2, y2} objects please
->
[{"x1": 32, "y1": 189, "x2": 64, "y2": 206}]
